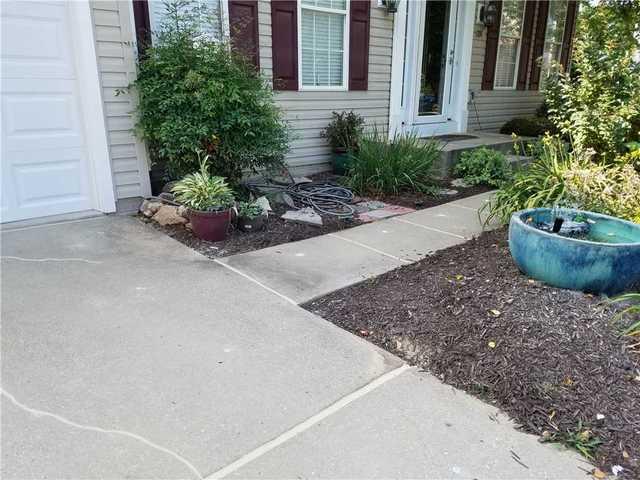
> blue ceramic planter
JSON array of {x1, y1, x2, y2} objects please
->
[{"x1": 508, "y1": 208, "x2": 640, "y2": 295}]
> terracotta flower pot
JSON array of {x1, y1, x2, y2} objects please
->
[{"x1": 188, "y1": 208, "x2": 231, "y2": 241}]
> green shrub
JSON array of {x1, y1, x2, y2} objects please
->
[
  {"x1": 171, "y1": 154, "x2": 234, "y2": 211},
  {"x1": 500, "y1": 117, "x2": 557, "y2": 137},
  {"x1": 453, "y1": 147, "x2": 512, "y2": 187},
  {"x1": 344, "y1": 128, "x2": 440, "y2": 195},
  {"x1": 236, "y1": 201, "x2": 263, "y2": 219},
  {"x1": 544, "y1": 0, "x2": 640, "y2": 163},
  {"x1": 563, "y1": 163, "x2": 640, "y2": 223},
  {"x1": 321, "y1": 111, "x2": 365, "y2": 153},
  {"x1": 485, "y1": 135, "x2": 640, "y2": 224},
  {"x1": 484, "y1": 136, "x2": 574, "y2": 224},
  {"x1": 132, "y1": 0, "x2": 290, "y2": 183}
]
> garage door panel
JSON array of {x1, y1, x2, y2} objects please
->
[
  {"x1": 1, "y1": 2, "x2": 74, "y2": 79},
  {"x1": 1, "y1": 1, "x2": 100, "y2": 223},
  {"x1": 3, "y1": 92, "x2": 82, "y2": 151}
]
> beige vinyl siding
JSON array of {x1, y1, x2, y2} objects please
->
[
  {"x1": 467, "y1": 3, "x2": 544, "y2": 133},
  {"x1": 91, "y1": 1, "x2": 150, "y2": 200},
  {"x1": 258, "y1": 0, "x2": 394, "y2": 175}
]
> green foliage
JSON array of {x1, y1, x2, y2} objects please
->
[
  {"x1": 453, "y1": 147, "x2": 512, "y2": 187},
  {"x1": 132, "y1": 0, "x2": 290, "y2": 183},
  {"x1": 500, "y1": 117, "x2": 557, "y2": 137},
  {"x1": 236, "y1": 201, "x2": 263, "y2": 219},
  {"x1": 484, "y1": 136, "x2": 574, "y2": 224},
  {"x1": 545, "y1": 422, "x2": 602, "y2": 460},
  {"x1": 611, "y1": 293, "x2": 640, "y2": 338},
  {"x1": 171, "y1": 154, "x2": 234, "y2": 211},
  {"x1": 321, "y1": 111, "x2": 365, "y2": 153},
  {"x1": 563, "y1": 162, "x2": 640, "y2": 223},
  {"x1": 344, "y1": 128, "x2": 440, "y2": 196},
  {"x1": 544, "y1": 0, "x2": 640, "y2": 163},
  {"x1": 486, "y1": 135, "x2": 640, "y2": 224}
]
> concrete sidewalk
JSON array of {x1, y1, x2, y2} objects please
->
[
  {"x1": 220, "y1": 191, "x2": 499, "y2": 303},
  {"x1": 1, "y1": 201, "x2": 587, "y2": 479}
]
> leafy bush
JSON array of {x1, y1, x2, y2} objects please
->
[
  {"x1": 485, "y1": 135, "x2": 640, "y2": 224},
  {"x1": 563, "y1": 163, "x2": 640, "y2": 223},
  {"x1": 453, "y1": 147, "x2": 512, "y2": 187},
  {"x1": 500, "y1": 117, "x2": 557, "y2": 137},
  {"x1": 344, "y1": 128, "x2": 440, "y2": 195},
  {"x1": 544, "y1": 0, "x2": 640, "y2": 163},
  {"x1": 321, "y1": 111, "x2": 365, "y2": 153},
  {"x1": 236, "y1": 201, "x2": 263, "y2": 219},
  {"x1": 171, "y1": 154, "x2": 234, "y2": 211},
  {"x1": 484, "y1": 136, "x2": 574, "y2": 224},
  {"x1": 132, "y1": 0, "x2": 290, "y2": 183}
]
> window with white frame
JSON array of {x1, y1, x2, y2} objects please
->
[
  {"x1": 494, "y1": 0, "x2": 526, "y2": 89},
  {"x1": 299, "y1": 0, "x2": 349, "y2": 89},
  {"x1": 148, "y1": 0, "x2": 226, "y2": 42},
  {"x1": 540, "y1": 0, "x2": 569, "y2": 81}
]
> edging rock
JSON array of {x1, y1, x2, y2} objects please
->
[{"x1": 152, "y1": 205, "x2": 188, "y2": 226}]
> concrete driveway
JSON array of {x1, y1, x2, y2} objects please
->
[{"x1": 1, "y1": 215, "x2": 587, "y2": 479}]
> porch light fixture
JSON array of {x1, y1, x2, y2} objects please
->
[{"x1": 479, "y1": 1, "x2": 499, "y2": 27}]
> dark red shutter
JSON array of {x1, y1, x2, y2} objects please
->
[
  {"x1": 229, "y1": 0, "x2": 260, "y2": 68},
  {"x1": 560, "y1": 0, "x2": 578, "y2": 70},
  {"x1": 516, "y1": 1, "x2": 536, "y2": 90},
  {"x1": 481, "y1": 1, "x2": 503, "y2": 90},
  {"x1": 529, "y1": 0, "x2": 549, "y2": 90},
  {"x1": 348, "y1": 0, "x2": 371, "y2": 90},
  {"x1": 270, "y1": 1, "x2": 298, "y2": 90},
  {"x1": 132, "y1": 0, "x2": 151, "y2": 58}
]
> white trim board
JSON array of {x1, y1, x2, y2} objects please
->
[{"x1": 388, "y1": 0, "x2": 475, "y2": 138}]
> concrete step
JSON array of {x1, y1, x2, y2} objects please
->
[{"x1": 428, "y1": 133, "x2": 530, "y2": 178}]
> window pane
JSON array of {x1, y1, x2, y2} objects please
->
[
  {"x1": 494, "y1": 0, "x2": 525, "y2": 88},
  {"x1": 500, "y1": 0, "x2": 525, "y2": 38},
  {"x1": 149, "y1": 0, "x2": 223, "y2": 42},
  {"x1": 300, "y1": 9, "x2": 345, "y2": 87},
  {"x1": 495, "y1": 37, "x2": 519, "y2": 87},
  {"x1": 540, "y1": 0, "x2": 568, "y2": 85}
]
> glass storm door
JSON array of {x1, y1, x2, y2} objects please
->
[{"x1": 412, "y1": 0, "x2": 458, "y2": 126}]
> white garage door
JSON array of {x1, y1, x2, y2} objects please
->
[{"x1": 1, "y1": 1, "x2": 113, "y2": 223}]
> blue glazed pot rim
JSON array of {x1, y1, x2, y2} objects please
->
[{"x1": 510, "y1": 208, "x2": 640, "y2": 248}]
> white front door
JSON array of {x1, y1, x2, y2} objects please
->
[
  {"x1": 1, "y1": 1, "x2": 113, "y2": 223},
  {"x1": 389, "y1": 0, "x2": 475, "y2": 138}
]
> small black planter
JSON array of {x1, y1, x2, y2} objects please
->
[{"x1": 238, "y1": 214, "x2": 267, "y2": 232}]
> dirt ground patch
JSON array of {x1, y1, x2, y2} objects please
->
[{"x1": 304, "y1": 229, "x2": 640, "y2": 478}]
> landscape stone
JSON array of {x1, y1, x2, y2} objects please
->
[
  {"x1": 281, "y1": 208, "x2": 323, "y2": 226},
  {"x1": 152, "y1": 205, "x2": 188, "y2": 226}
]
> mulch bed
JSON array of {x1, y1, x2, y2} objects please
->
[
  {"x1": 143, "y1": 204, "x2": 361, "y2": 258},
  {"x1": 303, "y1": 228, "x2": 640, "y2": 478},
  {"x1": 144, "y1": 180, "x2": 489, "y2": 258},
  {"x1": 373, "y1": 183, "x2": 491, "y2": 210}
]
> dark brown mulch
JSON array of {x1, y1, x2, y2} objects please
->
[
  {"x1": 143, "y1": 204, "x2": 361, "y2": 258},
  {"x1": 303, "y1": 228, "x2": 640, "y2": 478},
  {"x1": 309, "y1": 172, "x2": 492, "y2": 210},
  {"x1": 372, "y1": 183, "x2": 491, "y2": 210}
]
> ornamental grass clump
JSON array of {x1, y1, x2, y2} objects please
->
[{"x1": 344, "y1": 127, "x2": 440, "y2": 196}]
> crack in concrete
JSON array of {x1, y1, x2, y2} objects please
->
[
  {"x1": 1, "y1": 256, "x2": 102, "y2": 265},
  {"x1": 1, "y1": 389, "x2": 203, "y2": 479}
]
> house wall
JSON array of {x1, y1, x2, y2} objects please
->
[
  {"x1": 257, "y1": 0, "x2": 394, "y2": 175},
  {"x1": 90, "y1": 1, "x2": 151, "y2": 204},
  {"x1": 466, "y1": 4, "x2": 545, "y2": 133}
]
